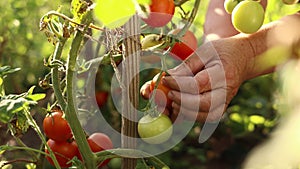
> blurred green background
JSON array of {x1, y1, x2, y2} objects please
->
[{"x1": 0, "y1": 0, "x2": 299, "y2": 169}]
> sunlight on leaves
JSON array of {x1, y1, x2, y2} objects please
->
[
  {"x1": 249, "y1": 115, "x2": 265, "y2": 125},
  {"x1": 95, "y1": 0, "x2": 135, "y2": 28}
]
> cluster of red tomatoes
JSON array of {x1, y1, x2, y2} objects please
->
[
  {"x1": 141, "y1": 0, "x2": 198, "y2": 61},
  {"x1": 43, "y1": 110, "x2": 113, "y2": 168}
]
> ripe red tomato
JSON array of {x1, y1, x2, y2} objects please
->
[
  {"x1": 78, "y1": 133, "x2": 113, "y2": 167},
  {"x1": 45, "y1": 139, "x2": 79, "y2": 168},
  {"x1": 150, "y1": 72, "x2": 172, "y2": 108},
  {"x1": 168, "y1": 29, "x2": 198, "y2": 60},
  {"x1": 142, "y1": 0, "x2": 175, "y2": 27},
  {"x1": 43, "y1": 111, "x2": 73, "y2": 142},
  {"x1": 95, "y1": 91, "x2": 109, "y2": 107}
]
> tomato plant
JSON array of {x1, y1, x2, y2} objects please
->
[
  {"x1": 168, "y1": 29, "x2": 198, "y2": 60},
  {"x1": 95, "y1": 91, "x2": 109, "y2": 107},
  {"x1": 43, "y1": 111, "x2": 73, "y2": 142},
  {"x1": 231, "y1": 0, "x2": 265, "y2": 33},
  {"x1": 224, "y1": 0, "x2": 239, "y2": 14},
  {"x1": 88, "y1": 133, "x2": 114, "y2": 167},
  {"x1": 150, "y1": 72, "x2": 172, "y2": 108},
  {"x1": 45, "y1": 139, "x2": 79, "y2": 168},
  {"x1": 138, "y1": 114, "x2": 173, "y2": 144},
  {"x1": 142, "y1": 0, "x2": 175, "y2": 27}
]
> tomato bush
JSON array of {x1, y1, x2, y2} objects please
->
[
  {"x1": 142, "y1": 0, "x2": 175, "y2": 27},
  {"x1": 45, "y1": 139, "x2": 79, "y2": 168},
  {"x1": 168, "y1": 29, "x2": 198, "y2": 60},
  {"x1": 138, "y1": 114, "x2": 173, "y2": 144},
  {"x1": 43, "y1": 111, "x2": 73, "y2": 142},
  {"x1": 231, "y1": 0, "x2": 265, "y2": 33},
  {"x1": 150, "y1": 72, "x2": 172, "y2": 109}
]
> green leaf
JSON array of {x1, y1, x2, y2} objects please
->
[
  {"x1": 0, "y1": 66, "x2": 20, "y2": 77},
  {"x1": 26, "y1": 93, "x2": 46, "y2": 101},
  {"x1": 94, "y1": 0, "x2": 135, "y2": 28},
  {"x1": 0, "y1": 95, "x2": 37, "y2": 123},
  {"x1": 27, "y1": 86, "x2": 36, "y2": 95}
]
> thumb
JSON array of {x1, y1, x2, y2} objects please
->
[{"x1": 168, "y1": 41, "x2": 219, "y2": 76}]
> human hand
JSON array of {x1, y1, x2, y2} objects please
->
[{"x1": 141, "y1": 36, "x2": 256, "y2": 122}]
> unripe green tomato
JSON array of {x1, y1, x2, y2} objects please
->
[
  {"x1": 232, "y1": 0, "x2": 265, "y2": 34},
  {"x1": 138, "y1": 114, "x2": 173, "y2": 144},
  {"x1": 224, "y1": 0, "x2": 239, "y2": 14},
  {"x1": 282, "y1": 0, "x2": 299, "y2": 4}
]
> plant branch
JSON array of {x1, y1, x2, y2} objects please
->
[
  {"x1": 177, "y1": 0, "x2": 201, "y2": 37},
  {"x1": 23, "y1": 108, "x2": 61, "y2": 169},
  {"x1": 51, "y1": 39, "x2": 67, "y2": 110},
  {"x1": 65, "y1": 10, "x2": 96, "y2": 169}
]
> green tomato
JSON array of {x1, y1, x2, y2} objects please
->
[
  {"x1": 232, "y1": 0, "x2": 265, "y2": 34},
  {"x1": 138, "y1": 114, "x2": 173, "y2": 144},
  {"x1": 224, "y1": 0, "x2": 239, "y2": 14}
]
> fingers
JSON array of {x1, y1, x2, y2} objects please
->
[
  {"x1": 168, "y1": 42, "x2": 220, "y2": 76},
  {"x1": 163, "y1": 69, "x2": 210, "y2": 94},
  {"x1": 163, "y1": 62, "x2": 226, "y2": 94},
  {"x1": 171, "y1": 101, "x2": 226, "y2": 122},
  {"x1": 140, "y1": 81, "x2": 152, "y2": 99},
  {"x1": 168, "y1": 88, "x2": 227, "y2": 112}
]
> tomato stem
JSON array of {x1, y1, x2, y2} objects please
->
[
  {"x1": 51, "y1": 39, "x2": 67, "y2": 109},
  {"x1": 23, "y1": 108, "x2": 62, "y2": 169},
  {"x1": 176, "y1": 0, "x2": 200, "y2": 37},
  {"x1": 64, "y1": 9, "x2": 96, "y2": 169}
]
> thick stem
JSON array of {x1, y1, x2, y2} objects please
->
[
  {"x1": 51, "y1": 39, "x2": 67, "y2": 109},
  {"x1": 65, "y1": 29, "x2": 96, "y2": 169},
  {"x1": 64, "y1": 9, "x2": 95, "y2": 169}
]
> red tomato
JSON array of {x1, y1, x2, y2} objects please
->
[
  {"x1": 45, "y1": 139, "x2": 79, "y2": 168},
  {"x1": 150, "y1": 72, "x2": 172, "y2": 108},
  {"x1": 142, "y1": 0, "x2": 175, "y2": 27},
  {"x1": 169, "y1": 29, "x2": 198, "y2": 60},
  {"x1": 89, "y1": 133, "x2": 113, "y2": 167},
  {"x1": 43, "y1": 111, "x2": 73, "y2": 142},
  {"x1": 95, "y1": 91, "x2": 109, "y2": 107},
  {"x1": 77, "y1": 133, "x2": 113, "y2": 167}
]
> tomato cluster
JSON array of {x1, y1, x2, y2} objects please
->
[
  {"x1": 224, "y1": 0, "x2": 265, "y2": 34},
  {"x1": 43, "y1": 110, "x2": 113, "y2": 168}
]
